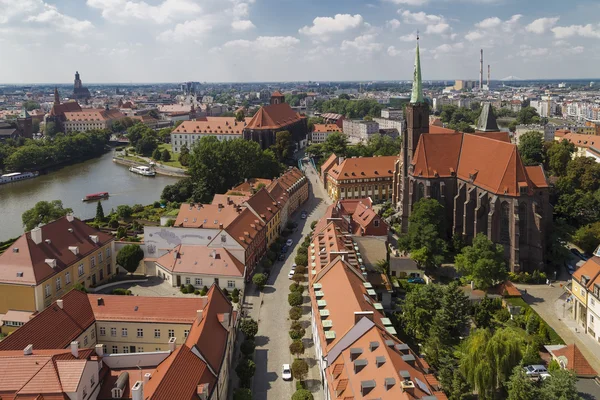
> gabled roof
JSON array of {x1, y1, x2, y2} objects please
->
[
  {"x1": 0, "y1": 290, "x2": 94, "y2": 351},
  {"x1": 174, "y1": 203, "x2": 243, "y2": 229},
  {"x1": 321, "y1": 153, "x2": 339, "y2": 176},
  {"x1": 524, "y1": 165, "x2": 549, "y2": 188},
  {"x1": 573, "y1": 257, "x2": 600, "y2": 288},
  {"x1": 471, "y1": 130, "x2": 511, "y2": 143},
  {"x1": 156, "y1": 245, "x2": 245, "y2": 278},
  {"x1": 246, "y1": 103, "x2": 304, "y2": 130},
  {"x1": 313, "y1": 124, "x2": 341, "y2": 133},
  {"x1": 552, "y1": 344, "x2": 597, "y2": 377},
  {"x1": 245, "y1": 188, "x2": 280, "y2": 223},
  {"x1": 266, "y1": 181, "x2": 289, "y2": 207},
  {"x1": 329, "y1": 156, "x2": 397, "y2": 181},
  {"x1": 225, "y1": 208, "x2": 266, "y2": 249},
  {"x1": 172, "y1": 117, "x2": 252, "y2": 135},
  {"x1": 0, "y1": 216, "x2": 113, "y2": 285},
  {"x1": 411, "y1": 133, "x2": 462, "y2": 178},
  {"x1": 476, "y1": 103, "x2": 500, "y2": 132}
]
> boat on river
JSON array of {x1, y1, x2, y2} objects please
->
[
  {"x1": 82, "y1": 192, "x2": 109, "y2": 202},
  {"x1": 129, "y1": 165, "x2": 156, "y2": 176},
  {"x1": 0, "y1": 171, "x2": 39, "y2": 185}
]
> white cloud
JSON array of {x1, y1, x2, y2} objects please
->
[
  {"x1": 552, "y1": 24, "x2": 600, "y2": 39},
  {"x1": 341, "y1": 34, "x2": 383, "y2": 53},
  {"x1": 387, "y1": 45, "x2": 401, "y2": 56},
  {"x1": 0, "y1": 0, "x2": 40, "y2": 23},
  {"x1": 517, "y1": 45, "x2": 549, "y2": 57},
  {"x1": 64, "y1": 43, "x2": 91, "y2": 52},
  {"x1": 232, "y1": 20, "x2": 255, "y2": 31},
  {"x1": 400, "y1": 10, "x2": 444, "y2": 25},
  {"x1": 222, "y1": 36, "x2": 300, "y2": 50},
  {"x1": 86, "y1": 0, "x2": 202, "y2": 24},
  {"x1": 426, "y1": 22, "x2": 449, "y2": 34},
  {"x1": 475, "y1": 17, "x2": 502, "y2": 29},
  {"x1": 157, "y1": 18, "x2": 213, "y2": 42},
  {"x1": 27, "y1": 5, "x2": 94, "y2": 33},
  {"x1": 386, "y1": 19, "x2": 401, "y2": 31},
  {"x1": 465, "y1": 30, "x2": 484, "y2": 41},
  {"x1": 526, "y1": 17, "x2": 559, "y2": 34},
  {"x1": 399, "y1": 33, "x2": 417, "y2": 42},
  {"x1": 568, "y1": 46, "x2": 585, "y2": 54},
  {"x1": 0, "y1": 0, "x2": 93, "y2": 33},
  {"x1": 384, "y1": 0, "x2": 428, "y2": 5},
  {"x1": 299, "y1": 14, "x2": 364, "y2": 39}
]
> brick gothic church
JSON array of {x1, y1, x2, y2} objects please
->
[{"x1": 392, "y1": 40, "x2": 552, "y2": 272}]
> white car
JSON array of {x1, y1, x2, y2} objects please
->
[
  {"x1": 524, "y1": 365, "x2": 547, "y2": 376},
  {"x1": 282, "y1": 364, "x2": 292, "y2": 381},
  {"x1": 288, "y1": 270, "x2": 296, "y2": 279},
  {"x1": 286, "y1": 239, "x2": 293, "y2": 247},
  {"x1": 291, "y1": 263, "x2": 297, "y2": 270}
]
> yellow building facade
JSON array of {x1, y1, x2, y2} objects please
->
[{"x1": 96, "y1": 321, "x2": 192, "y2": 354}]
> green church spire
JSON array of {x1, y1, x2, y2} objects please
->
[{"x1": 410, "y1": 36, "x2": 424, "y2": 104}]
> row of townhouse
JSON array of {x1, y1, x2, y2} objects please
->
[
  {"x1": 570, "y1": 257, "x2": 600, "y2": 345},
  {"x1": 307, "y1": 202, "x2": 447, "y2": 400},
  {"x1": 0, "y1": 284, "x2": 237, "y2": 400},
  {"x1": 142, "y1": 167, "x2": 308, "y2": 287}
]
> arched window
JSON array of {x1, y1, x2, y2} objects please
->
[
  {"x1": 431, "y1": 183, "x2": 440, "y2": 200},
  {"x1": 519, "y1": 203, "x2": 528, "y2": 244},
  {"x1": 417, "y1": 182, "x2": 425, "y2": 201},
  {"x1": 500, "y1": 202, "x2": 510, "y2": 244}
]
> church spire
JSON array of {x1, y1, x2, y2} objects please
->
[
  {"x1": 410, "y1": 35, "x2": 424, "y2": 104},
  {"x1": 53, "y1": 87, "x2": 60, "y2": 105}
]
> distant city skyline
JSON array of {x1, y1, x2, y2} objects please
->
[{"x1": 1, "y1": 0, "x2": 599, "y2": 83}]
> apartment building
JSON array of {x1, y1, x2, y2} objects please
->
[
  {"x1": 156, "y1": 245, "x2": 246, "y2": 291},
  {"x1": 0, "y1": 285, "x2": 237, "y2": 400},
  {"x1": 570, "y1": 258, "x2": 600, "y2": 345},
  {"x1": 343, "y1": 119, "x2": 379, "y2": 144},
  {"x1": 311, "y1": 123, "x2": 342, "y2": 144},
  {"x1": 171, "y1": 117, "x2": 252, "y2": 153},
  {"x1": 278, "y1": 167, "x2": 309, "y2": 216},
  {"x1": 554, "y1": 130, "x2": 600, "y2": 159},
  {"x1": 244, "y1": 188, "x2": 281, "y2": 246},
  {"x1": 63, "y1": 108, "x2": 125, "y2": 133},
  {"x1": 0, "y1": 216, "x2": 114, "y2": 314},
  {"x1": 326, "y1": 156, "x2": 397, "y2": 202},
  {"x1": 267, "y1": 181, "x2": 291, "y2": 232}
]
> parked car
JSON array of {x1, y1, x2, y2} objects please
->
[
  {"x1": 278, "y1": 253, "x2": 285, "y2": 261},
  {"x1": 282, "y1": 364, "x2": 292, "y2": 381},
  {"x1": 281, "y1": 245, "x2": 289, "y2": 253},
  {"x1": 286, "y1": 239, "x2": 293, "y2": 247},
  {"x1": 566, "y1": 262, "x2": 575, "y2": 275},
  {"x1": 570, "y1": 248, "x2": 588, "y2": 261},
  {"x1": 291, "y1": 263, "x2": 297, "y2": 270},
  {"x1": 524, "y1": 365, "x2": 548, "y2": 376},
  {"x1": 407, "y1": 277, "x2": 426, "y2": 284},
  {"x1": 301, "y1": 211, "x2": 307, "y2": 219},
  {"x1": 288, "y1": 270, "x2": 296, "y2": 279}
]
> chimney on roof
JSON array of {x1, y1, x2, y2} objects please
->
[
  {"x1": 95, "y1": 344, "x2": 104, "y2": 357},
  {"x1": 57, "y1": 299, "x2": 64, "y2": 309},
  {"x1": 197, "y1": 383, "x2": 210, "y2": 400},
  {"x1": 144, "y1": 373, "x2": 151, "y2": 384},
  {"x1": 168, "y1": 336, "x2": 177, "y2": 352},
  {"x1": 97, "y1": 297, "x2": 104, "y2": 306},
  {"x1": 211, "y1": 250, "x2": 216, "y2": 259},
  {"x1": 66, "y1": 213, "x2": 74, "y2": 223},
  {"x1": 31, "y1": 226, "x2": 42, "y2": 245},
  {"x1": 71, "y1": 341, "x2": 79, "y2": 358},
  {"x1": 197, "y1": 309, "x2": 204, "y2": 321},
  {"x1": 219, "y1": 223, "x2": 224, "y2": 229},
  {"x1": 131, "y1": 381, "x2": 144, "y2": 400},
  {"x1": 24, "y1": 344, "x2": 33, "y2": 356}
]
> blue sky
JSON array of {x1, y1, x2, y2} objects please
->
[{"x1": 1, "y1": 0, "x2": 599, "y2": 83}]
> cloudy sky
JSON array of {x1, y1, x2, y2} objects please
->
[{"x1": 1, "y1": 0, "x2": 599, "y2": 83}]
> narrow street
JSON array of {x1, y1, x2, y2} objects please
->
[{"x1": 249, "y1": 161, "x2": 330, "y2": 400}]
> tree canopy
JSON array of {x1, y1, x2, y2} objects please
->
[
  {"x1": 22, "y1": 200, "x2": 73, "y2": 231},
  {"x1": 518, "y1": 131, "x2": 545, "y2": 166},
  {"x1": 272, "y1": 130, "x2": 293, "y2": 162},
  {"x1": 516, "y1": 106, "x2": 541, "y2": 125},
  {"x1": 313, "y1": 98, "x2": 382, "y2": 119},
  {"x1": 455, "y1": 233, "x2": 508, "y2": 290},
  {"x1": 116, "y1": 244, "x2": 144, "y2": 275}
]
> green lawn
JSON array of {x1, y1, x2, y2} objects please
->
[
  {"x1": 156, "y1": 143, "x2": 186, "y2": 170},
  {"x1": 505, "y1": 297, "x2": 564, "y2": 345},
  {"x1": 121, "y1": 154, "x2": 148, "y2": 164}
]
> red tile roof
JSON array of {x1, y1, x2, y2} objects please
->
[
  {"x1": 524, "y1": 165, "x2": 549, "y2": 188},
  {"x1": 172, "y1": 117, "x2": 251, "y2": 135},
  {"x1": 472, "y1": 130, "x2": 512, "y2": 143},
  {"x1": 174, "y1": 203, "x2": 243, "y2": 229},
  {"x1": 553, "y1": 344, "x2": 597, "y2": 377},
  {"x1": 328, "y1": 156, "x2": 397, "y2": 181},
  {"x1": 156, "y1": 245, "x2": 245, "y2": 278},
  {"x1": 320, "y1": 153, "x2": 339, "y2": 176},
  {"x1": 245, "y1": 188, "x2": 280, "y2": 223},
  {"x1": 225, "y1": 208, "x2": 266, "y2": 249},
  {"x1": 0, "y1": 216, "x2": 114, "y2": 285},
  {"x1": 0, "y1": 290, "x2": 94, "y2": 351},
  {"x1": 411, "y1": 133, "x2": 463, "y2": 178},
  {"x1": 246, "y1": 103, "x2": 304, "y2": 130},
  {"x1": 313, "y1": 123, "x2": 341, "y2": 133}
]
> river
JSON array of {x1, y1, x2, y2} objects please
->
[{"x1": 0, "y1": 151, "x2": 180, "y2": 241}]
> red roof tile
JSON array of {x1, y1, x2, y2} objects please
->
[
  {"x1": 246, "y1": 103, "x2": 304, "y2": 130},
  {"x1": 553, "y1": 344, "x2": 597, "y2": 377}
]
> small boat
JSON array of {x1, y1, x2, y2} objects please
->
[
  {"x1": 129, "y1": 165, "x2": 156, "y2": 176},
  {"x1": 0, "y1": 171, "x2": 39, "y2": 185},
  {"x1": 82, "y1": 192, "x2": 109, "y2": 202}
]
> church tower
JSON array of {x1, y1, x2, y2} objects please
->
[
  {"x1": 74, "y1": 71, "x2": 82, "y2": 89},
  {"x1": 393, "y1": 37, "x2": 429, "y2": 232},
  {"x1": 53, "y1": 87, "x2": 60, "y2": 105}
]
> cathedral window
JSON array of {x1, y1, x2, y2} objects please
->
[
  {"x1": 417, "y1": 183, "x2": 425, "y2": 201},
  {"x1": 500, "y1": 202, "x2": 510, "y2": 244},
  {"x1": 519, "y1": 203, "x2": 528, "y2": 244}
]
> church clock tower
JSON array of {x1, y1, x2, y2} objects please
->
[{"x1": 392, "y1": 37, "x2": 429, "y2": 232}]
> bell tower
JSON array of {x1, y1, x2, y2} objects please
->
[{"x1": 393, "y1": 36, "x2": 429, "y2": 232}]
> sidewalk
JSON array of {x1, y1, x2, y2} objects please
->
[{"x1": 516, "y1": 283, "x2": 600, "y2": 374}]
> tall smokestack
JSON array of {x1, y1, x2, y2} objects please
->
[
  {"x1": 487, "y1": 64, "x2": 490, "y2": 89},
  {"x1": 479, "y1": 49, "x2": 484, "y2": 91}
]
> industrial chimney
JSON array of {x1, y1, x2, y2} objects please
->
[
  {"x1": 479, "y1": 49, "x2": 484, "y2": 91},
  {"x1": 487, "y1": 64, "x2": 491, "y2": 90}
]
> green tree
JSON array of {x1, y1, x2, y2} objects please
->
[
  {"x1": 321, "y1": 132, "x2": 348, "y2": 157},
  {"x1": 116, "y1": 205, "x2": 133, "y2": 219},
  {"x1": 136, "y1": 134, "x2": 158, "y2": 156},
  {"x1": 95, "y1": 201, "x2": 105, "y2": 222},
  {"x1": 288, "y1": 291, "x2": 303, "y2": 307},
  {"x1": 518, "y1": 131, "x2": 545, "y2": 166},
  {"x1": 292, "y1": 359, "x2": 309, "y2": 381},
  {"x1": 179, "y1": 143, "x2": 190, "y2": 166},
  {"x1": 240, "y1": 318, "x2": 259, "y2": 339},
  {"x1": 546, "y1": 139, "x2": 576, "y2": 176},
  {"x1": 295, "y1": 253, "x2": 308, "y2": 267},
  {"x1": 539, "y1": 369, "x2": 582, "y2": 400},
  {"x1": 45, "y1": 121, "x2": 58, "y2": 137},
  {"x1": 273, "y1": 130, "x2": 293, "y2": 161},
  {"x1": 399, "y1": 198, "x2": 447, "y2": 270},
  {"x1": 252, "y1": 273, "x2": 267, "y2": 290},
  {"x1": 240, "y1": 339, "x2": 255, "y2": 356},
  {"x1": 116, "y1": 244, "x2": 144, "y2": 275},
  {"x1": 516, "y1": 106, "x2": 541, "y2": 125},
  {"x1": 22, "y1": 200, "x2": 73, "y2": 231},
  {"x1": 22, "y1": 100, "x2": 40, "y2": 111},
  {"x1": 126, "y1": 123, "x2": 152, "y2": 146},
  {"x1": 473, "y1": 295, "x2": 501, "y2": 328},
  {"x1": 233, "y1": 388, "x2": 252, "y2": 400},
  {"x1": 161, "y1": 148, "x2": 171, "y2": 162},
  {"x1": 573, "y1": 221, "x2": 600, "y2": 254},
  {"x1": 455, "y1": 233, "x2": 508, "y2": 290},
  {"x1": 235, "y1": 358, "x2": 256, "y2": 387},
  {"x1": 152, "y1": 148, "x2": 161, "y2": 160},
  {"x1": 292, "y1": 389, "x2": 314, "y2": 400},
  {"x1": 460, "y1": 328, "x2": 523, "y2": 400},
  {"x1": 506, "y1": 365, "x2": 538, "y2": 400},
  {"x1": 429, "y1": 282, "x2": 471, "y2": 346},
  {"x1": 398, "y1": 284, "x2": 444, "y2": 341},
  {"x1": 289, "y1": 340, "x2": 305, "y2": 357},
  {"x1": 161, "y1": 178, "x2": 194, "y2": 203},
  {"x1": 289, "y1": 307, "x2": 302, "y2": 320}
]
